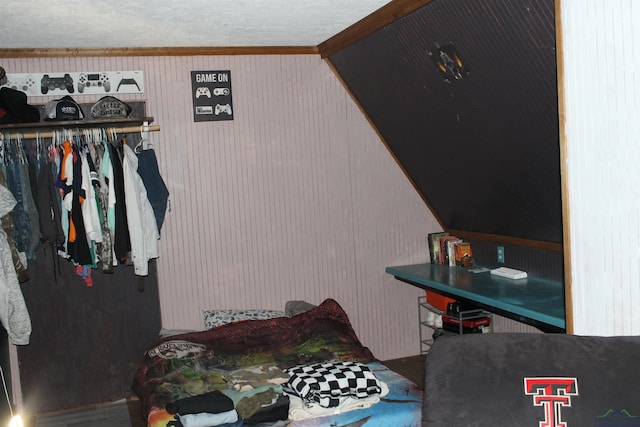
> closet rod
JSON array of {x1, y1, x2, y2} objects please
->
[{"x1": 0, "y1": 124, "x2": 160, "y2": 140}]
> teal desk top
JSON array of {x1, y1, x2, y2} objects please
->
[{"x1": 386, "y1": 263, "x2": 565, "y2": 332}]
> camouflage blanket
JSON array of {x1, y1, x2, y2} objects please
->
[{"x1": 132, "y1": 298, "x2": 379, "y2": 422}]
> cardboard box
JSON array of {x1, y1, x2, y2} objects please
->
[{"x1": 426, "y1": 290, "x2": 456, "y2": 312}]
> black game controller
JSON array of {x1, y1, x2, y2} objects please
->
[
  {"x1": 117, "y1": 77, "x2": 141, "y2": 92},
  {"x1": 41, "y1": 73, "x2": 74, "y2": 94}
]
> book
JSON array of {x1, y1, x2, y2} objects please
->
[
  {"x1": 438, "y1": 236, "x2": 460, "y2": 265},
  {"x1": 428, "y1": 232, "x2": 449, "y2": 264},
  {"x1": 447, "y1": 238, "x2": 461, "y2": 266},
  {"x1": 454, "y1": 241, "x2": 474, "y2": 267}
]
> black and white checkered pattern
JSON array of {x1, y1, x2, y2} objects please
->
[{"x1": 284, "y1": 360, "x2": 382, "y2": 408}]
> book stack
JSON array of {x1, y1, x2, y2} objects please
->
[{"x1": 427, "y1": 232, "x2": 474, "y2": 267}]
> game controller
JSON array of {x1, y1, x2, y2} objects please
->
[
  {"x1": 78, "y1": 72, "x2": 110, "y2": 93},
  {"x1": 213, "y1": 87, "x2": 230, "y2": 96},
  {"x1": 41, "y1": 74, "x2": 74, "y2": 94},
  {"x1": 214, "y1": 104, "x2": 232, "y2": 115},
  {"x1": 195, "y1": 87, "x2": 211, "y2": 98},
  {"x1": 4, "y1": 74, "x2": 37, "y2": 93},
  {"x1": 116, "y1": 74, "x2": 141, "y2": 92}
]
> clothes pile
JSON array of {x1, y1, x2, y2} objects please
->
[
  {"x1": 283, "y1": 360, "x2": 387, "y2": 421},
  {"x1": 163, "y1": 360, "x2": 387, "y2": 426}
]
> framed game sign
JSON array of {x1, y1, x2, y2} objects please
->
[{"x1": 191, "y1": 70, "x2": 233, "y2": 122}]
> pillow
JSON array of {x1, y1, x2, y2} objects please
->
[
  {"x1": 202, "y1": 309, "x2": 286, "y2": 330},
  {"x1": 285, "y1": 300, "x2": 317, "y2": 317}
]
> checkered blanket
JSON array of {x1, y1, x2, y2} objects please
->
[{"x1": 284, "y1": 360, "x2": 382, "y2": 408}]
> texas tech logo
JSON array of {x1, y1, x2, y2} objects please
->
[{"x1": 524, "y1": 377, "x2": 578, "y2": 427}]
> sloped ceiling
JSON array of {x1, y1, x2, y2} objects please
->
[{"x1": 328, "y1": 0, "x2": 562, "y2": 245}]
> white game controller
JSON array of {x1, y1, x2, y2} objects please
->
[
  {"x1": 4, "y1": 74, "x2": 37, "y2": 94},
  {"x1": 78, "y1": 72, "x2": 110, "y2": 93},
  {"x1": 213, "y1": 87, "x2": 230, "y2": 96},
  {"x1": 214, "y1": 104, "x2": 232, "y2": 115},
  {"x1": 195, "y1": 87, "x2": 211, "y2": 98}
]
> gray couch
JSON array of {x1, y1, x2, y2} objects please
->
[{"x1": 422, "y1": 333, "x2": 640, "y2": 427}]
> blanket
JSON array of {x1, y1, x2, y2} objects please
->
[{"x1": 132, "y1": 298, "x2": 379, "y2": 422}]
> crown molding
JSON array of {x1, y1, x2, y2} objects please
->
[{"x1": 0, "y1": 46, "x2": 319, "y2": 58}]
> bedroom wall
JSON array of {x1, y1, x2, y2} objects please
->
[
  {"x1": 0, "y1": 54, "x2": 436, "y2": 369},
  {"x1": 560, "y1": 0, "x2": 640, "y2": 335}
]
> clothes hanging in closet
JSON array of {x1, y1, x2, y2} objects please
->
[
  {"x1": 56, "y1": 140, "x2": 93, "y2": 266},
  {"x1": 2, "y1": 138, "x2": 39, "y2": 261},
  {"x1": 0, "y1": 128, "x2": 166, "y2": 286}
]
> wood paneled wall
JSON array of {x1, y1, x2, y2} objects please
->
[{"x1": 0, "y1": 54, "x2": 437, "y2": 384}]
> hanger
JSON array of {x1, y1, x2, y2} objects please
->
[
  {"x1": 36, "y1": 133, "x2": 43, "y2": 166},
  {"x1": 108, "y1": 127, "x2": 119, "y2": 146},
  {"x1": 135, "y1": 121, "x2": 152, "y2": 153},
  {"x1": 16, "y1": 133, "x2": 27, "y2": 164}
]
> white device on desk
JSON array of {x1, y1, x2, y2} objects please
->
[{"x1": 490, "y1": 267, "x2": 528, "y2": 280}]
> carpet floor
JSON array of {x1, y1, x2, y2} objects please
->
[{"x1": 32, "y1": 399, "x2": 145, "y2": 427}]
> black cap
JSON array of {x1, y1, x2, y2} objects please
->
[
  {"x1": 44, "y1": 95, "x2": 84, "y2": 121},
  {"x1": 0, "y1": 87, "x2": 40, "y2": 124}
]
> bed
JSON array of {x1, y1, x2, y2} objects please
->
[{"x1": 132, "y1": 298, "x2": 422, "y2": 426}]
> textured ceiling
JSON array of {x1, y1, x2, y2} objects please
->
[{"x1": 2, "y1": 0, "x2": 391, "y2": 48}]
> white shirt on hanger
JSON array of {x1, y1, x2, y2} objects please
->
[{"x1": 122, "y1": 144, "x2": 159, "y2": 276}]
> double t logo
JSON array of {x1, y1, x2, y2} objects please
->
[{"x1": 524, "y1": 377, "x2": 579, "y2": 427}]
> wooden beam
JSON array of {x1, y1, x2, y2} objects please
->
[
  {"x1": 0, "y1": 46, "x2": 319, "y2": 58},
  {"x1": 318, "y1": 0, "x2": 434, "y2": 58},
  {"x1": 555, "y1": 0, "x2": 573, "y2": 334}
]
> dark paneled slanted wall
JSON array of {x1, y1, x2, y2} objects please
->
[{"x1": 328, "y1": 0, "x2": 561, "y2": 244}]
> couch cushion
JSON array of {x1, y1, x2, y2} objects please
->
[{"x1": 423, "y1": 333, "x2": 640, "y2": 427}]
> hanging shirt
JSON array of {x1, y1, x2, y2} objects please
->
[
  {"x1": 100, "y1": 142, "x2": 116, "y2": 232},
  {"x1": 108, "y1": 142, "x2": 131, "y2": 262},
  {"x1": 0, "y1": 184, "x2": 31, "y2": 345},
  {"x1": 136, "y1": 148, "x2": 169, "y2": 234},
  {"x1": 36, "y1": 161, "x2": 65, "y2": 247},
  {"x1": 66, "y1": 145, "x2": 92, "y2": 266},
  {"x1": 122, "y1": 144, "x2": 159, "y2": 276},
  {"x1": 80, "y1": 150, "x2": 103, "y2": 245}
]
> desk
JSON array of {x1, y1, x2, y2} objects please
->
[{"x1": 386, "y1": 263, "x2": 565, "y2": 332}]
